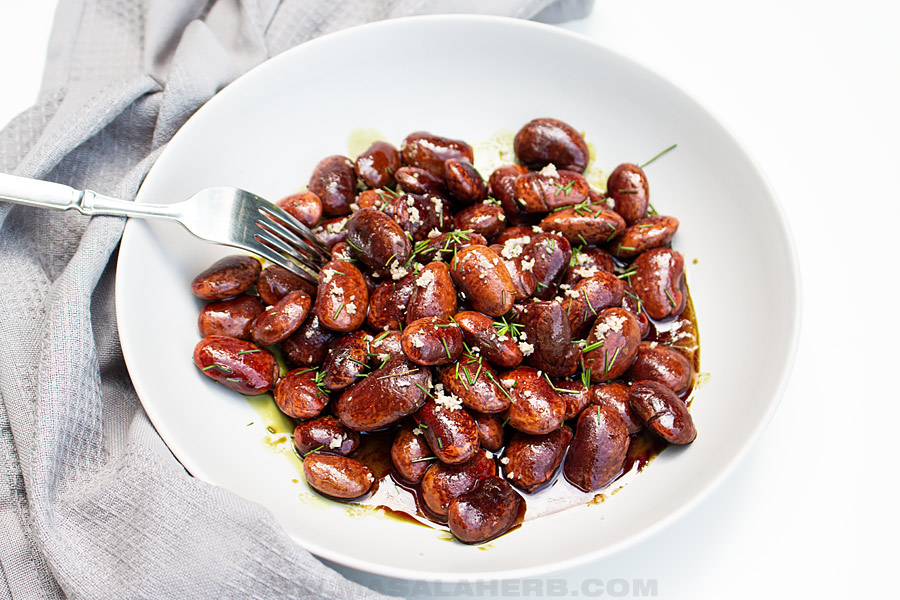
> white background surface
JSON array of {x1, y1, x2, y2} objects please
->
[{"x1": 1, "y1": 1, "x2": 883, "y2": 598}]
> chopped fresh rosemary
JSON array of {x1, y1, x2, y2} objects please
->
[{"x1": 640, "y1": 143, "x2": 677, "y2": 168}]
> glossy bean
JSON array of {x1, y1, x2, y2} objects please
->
[
  {"x1": 563, "y1": 403, "x2": 630, "y2": 492},
  {"x1": 309, "y1": 155, "x2": 357, "y2": 216},
  {"x1": 193, "y1": 336, "x2": 278, "y2": 395},
  {"x1": 273, "y1": 367, "x2": 330, "y2": 419},
  {"x1": 629, "y1": 380, "x2": 696, "y2": 444},
  {"x1": 448, "y1": 477, "x2": 522, "y2": 544},
  {"x1": 191, "y1": 255, "x2": 261, "y2": 300},
  {"x1": 334, "y1": 357, "x2": 431, "y2": 431},
  {"x1": 514, "y1": 118, "x2": 590, "y2": 172},
  {"x1": 303, "y1": 453, "x2": 374, "y2": 499},
  {"x1": 198, "y1": 294, "x2": 264, "y2": 340}
]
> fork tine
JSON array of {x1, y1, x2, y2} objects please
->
[
  {"x1": 254, "y1": 224, "x2": 322, "y2": 274},
  {"x1": 258, "y1": 205, "x2": 331, "y2": 260},
  {"x1": 249, "y1": 237, "x2": 320, "y2": 284},
  {"x1": 255, "y1": 214, "x2": 329, "y2": 267}
]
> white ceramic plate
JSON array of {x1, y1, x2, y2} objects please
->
[{"x1": 116, "y1": 15, "x2": 800, "y2": 581}]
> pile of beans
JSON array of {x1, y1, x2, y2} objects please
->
[{"x1": 190, "y1": 118, "x2": 697, "y2": 545}]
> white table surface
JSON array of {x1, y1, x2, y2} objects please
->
[{"x1": 2, "y1": 1, "x2": 883, "y2": 598}]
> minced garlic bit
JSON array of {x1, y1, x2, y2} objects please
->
[
  {"x1": 594, "y1": 315, "x2": 627, "y2": 337},
  {"x1": 540, "y1": 163, "x2": 559, "y2": 178},
  {"x1": 484, "y1": 450, "x2": 493, "y2": 459},
  {"x1": 389, "y1": 261, "x2": 409, "y2": 280},
  {"x1": 345, "y1": 302, "x2": 357, "y2": 315},
  {"x1": 433, "y1": 383, "x2": 463, "y2": 411},
  {"x1": 412, "y1": 427, "x2": 424, "y2": 436},
  {"x1": 520, "y1": 257, "x2": 535, "y2": 272},
  {"x1": 411, "y1": 335, "x2": 425, "y2": 348},
  {"x1": 518, "y1": 341, "x2": 534, "y2": 356},
  {"x1": 531, "y1": 225, "x2": 544, "y2": 233},
  {"x1": 500, "y1": 457, "x2": 510, "y2": 465},
  {"x1": 409, "y1": 206, "x2": 422, "y2": 224},
  {"x1": 325, "y1": 218, "x2": 347, "y2": 234},
  {"x1": 428, "y1": 228, "x2": 442, "y2": 238},
  {"x1": 649, "y1": 341, "x2": 658, "y2": 349},
  {"x1": 506, "y1": 471, "x2": 515, "y2": 479},
  {"x1": 501, "y1": 236, "x2": 529, "y2": 260},
  {"x1": 329, "y1": 435, "x2": 344, "y2": 449},
  {"x1": 575, "y1": 266, "x2": 598, "y2": 279},
  {"x1": 416, "y1": 269, "x2": 435, "y2": 288},
  {"x1": 500, "y1": 379, "x2": 516, "y2": 389},
  {"x1": 349, "y1": 203, "x2": 360, "y2": 211}
]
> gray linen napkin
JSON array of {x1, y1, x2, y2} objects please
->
[{"x1": 0, "y1": 0, "x2": 594, "y2": 598}]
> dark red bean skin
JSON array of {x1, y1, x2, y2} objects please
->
[
  {"x1": 293, "y1": 415, "x2": 360, "y2": 456},
  {"x1": 406, "y1": 262, "x2": 458, "y2": 323},
  {"x1": 472, "y1": 412, "x2": 506, "y2": 451},
  {"x1": 609, "y1": 215, "x2": 679, "y2": 260},
  {"x1": 401, "y1": 317, "x2": 464, "y2": 366},
  {"x1": 414, "y1": 401, "x2": 480, "y2": 465},
  {"x1": 626, "y1": 342, "x2": 693, "y2": 395},
  {"x1": 449, "y1": 245, "x2": 517, "y2": 317},
  {"x1": 582, "y1": 307, "x2": 642, "y2": 383},
  {"x1": 276, "y1": 191, "x2": 323, "y2": 228},
  {"x1": 453, "y1": 203, "x2": 506, "y2": 241},
  {"x1": 251, "y1": 289, "x2": 312, "y2": 346},
  {"x1": 420, "y1": 449, "x2": 496, "y2": 517},
  {"x1": 257, "y1": 265, "x2": 316, "y2": 305},
  {"x1": 309, "y1": 155, "x2": 357, "y2": 217},
  {"x1": 443, "y1": 158, "x2": 488, "y2": 205},
  {"x1": 193, "y1": 336, "x2": 278, "y2": 395},
  {"x1": 315, "y1": 261, "x2": 369, "y2": 333},
  {"x1": 513, "y1": 171, "x2": 590, "y2": 213},
  {"x1": 502, "y1": 366, "x2": 566, "y2": 435},
  {"x1": 559, "y1": 271, "x2": 625, "y2": 337},
  {"x1": 345, "y1": 208, "x2": 412, "y2": 271},
  {"x1": 437, "y1": 355, "x2": 510, "y2": 414},
  {"x1": 391, "y1": 422, "x2": 434, "y2": 484},
  {"x1": 631, "y1": 248, "x2": 688, "y2": 321},
  {"x1": 522, "y1": 233, "x2": 571, "y2": 301},
  {"x1": 514, "y1": 118, "x2": 590, "y2": 172},
  {"x1": 191, "y1": 255, "x2": 261, "y2": 301},
  {"x1": 607, "y1": 163, "x2": 650, "y2": 224},
  {"x1": 516, "y1": 301, "x2": 579, "y2": 379},
  {"x1": 503, "y1": 426, "x2": 573, "y2": 492},
  {"x1": 366, "y1": 272, "x2": 415, "y2": 331},
  {"x1": 355, "y1": 140, "x2": 401, "y2": 189},
  {"x1": 198, "y1": 295, "x2": 265, "y2": 340},
  {"x1": 334, "y1": 357, "x2": 431, "y2": 431},
  {"x1": 563, "y1": 403, "x2": 630, "y2": 493},
  {"x1": 555, "y1": 379, "x2": 590, "y2": 421},
  {"x1": 490, "y1": 164, "x2": 536, "y2": 226},
  {"x1": 400, "y1": 131, "x2": 474, "y2": 178},
  {"x1": 454, "y1": 310, "x2": 524, "y2": 369},
  {"x1": 448, "y1": 477, "x2": 522, "y2": 544},
  {"x1": 395, "y1": 166, "x2": 447, "y2": 196},
  {"x1": 303, "y1": 453, "x2": 374, "y2": 499},
  {"x1": 322, "y1": 330, "x2": 370, "y2": 391},
  {"x1": 273, "y1": 368, "x2": 330, "y2": 419},
  {"x1": 629, "y1": 380, "x2": 696, "y2": 445},
  {"x1": 590, "y1": 382, "x2": 642, "y2": 435},
  {"x1": 282, "y1": 310, "x2": 337, "y2": 367}
]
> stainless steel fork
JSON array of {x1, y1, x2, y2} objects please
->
[{"x1": 0, "y1": 173, "x2": 330, "y2": 284}]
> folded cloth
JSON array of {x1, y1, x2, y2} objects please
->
[{"x1": 0, "y1": 0, "x2": 594, "y2": 598}]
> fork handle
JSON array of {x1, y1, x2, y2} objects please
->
[{"x1": 0, "y1": 173, "x2": 178, "y2": 220}]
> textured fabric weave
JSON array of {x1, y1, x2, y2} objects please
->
[{"x1": 0, "y1": 0, "x2": 593, "y2": 597}]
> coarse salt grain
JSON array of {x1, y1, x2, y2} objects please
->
[
  {"x1": 416, "y1": 269, "x2": 435, "y2": 288},
  {"x1": 540, "y1": 163, "x2": 559, "y2": 178}
]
